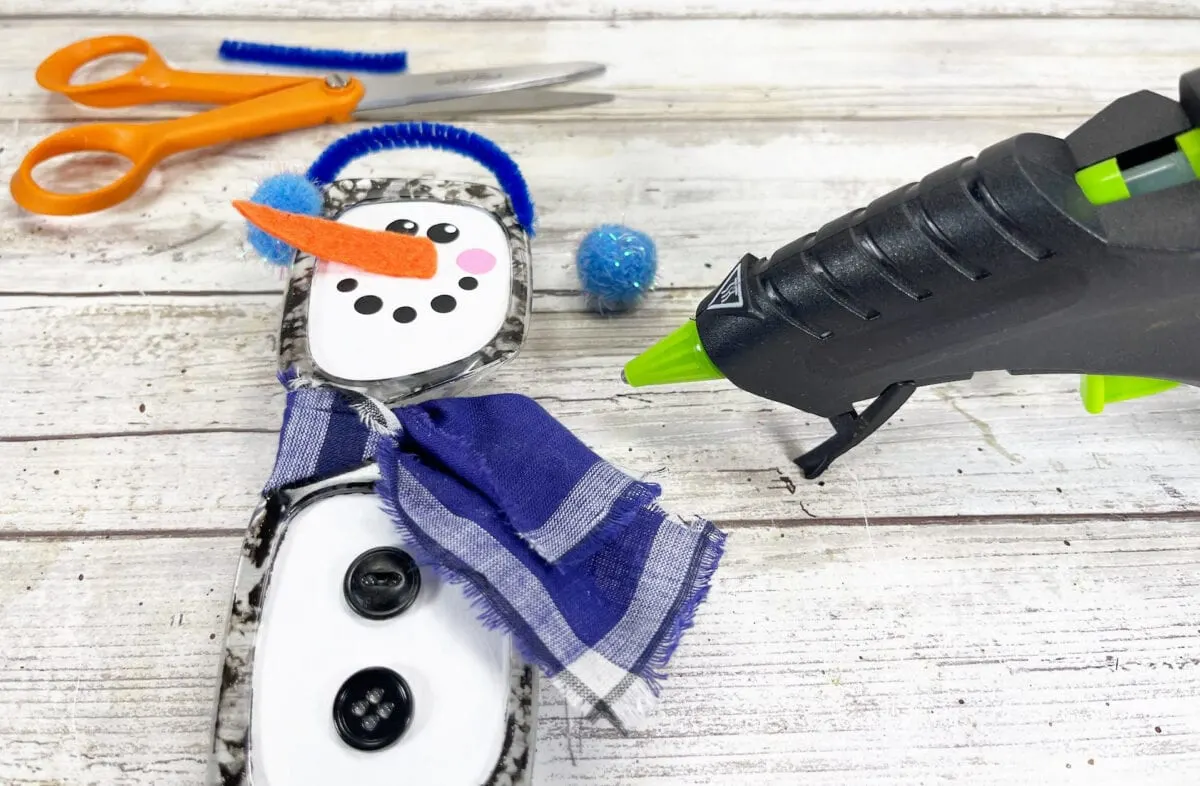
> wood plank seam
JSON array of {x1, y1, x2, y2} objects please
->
[{"x1": 6, "y1": 508, "x2": 1200, "y2": 542}]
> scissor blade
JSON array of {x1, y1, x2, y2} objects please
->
[
  {"x1": 355, "y1": 90, "x2": 614, "y2": 120},
  {"x1": 353, "y1": 63, "x2": 606, "y2": 114}
]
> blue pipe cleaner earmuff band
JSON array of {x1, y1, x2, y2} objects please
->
[
  {"x1": 306, "y1": 123, "x2": 535, "y2": 232},
  {"x1": 243, "y1": 121, "x2": 535, "y2": 265},
  {"x1": 218, "y1": 40, "x2": 408, "y2": 73}
]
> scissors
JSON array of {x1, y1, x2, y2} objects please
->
[{"x1": 12, "y1": 35, "x2": 608, "y2": 216}]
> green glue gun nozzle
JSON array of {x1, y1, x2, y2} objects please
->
[
  {"x1": 623, "y1": 320, "x2": 724, "y2": 387},
  {"x1": 1080, "y1": 374, "x2": 1180, "y2": 414}
]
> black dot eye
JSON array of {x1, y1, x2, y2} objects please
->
[
  {"x1": 431, "y1": 295, "x2": 457, "y2": 313},
  {"x1": 427, "y1": 223, "x2": 459, "y2": 244},
  {"x1": 386, "y1": 219, "x2": 418, "y2": 235},
  {"x1": 458, "y1": 276, "x2": 478, "y2": 291},
  {"x1": 392, "y1": 307, "x2": 416, "y2": 324},
  {"x1": 354, "y1": 295, "x2": 383, "y2": 315},
  {"x1": 337, "y1": 278, "x2": 358, "y2": 293}
]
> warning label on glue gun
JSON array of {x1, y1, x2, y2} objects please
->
[{"x1": 705, "y1": 262, "x2": 744, "y2": 311}]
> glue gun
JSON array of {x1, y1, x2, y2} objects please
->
[{"x1": 624, "y1": 68, "x2": 1200, "y2": 479}]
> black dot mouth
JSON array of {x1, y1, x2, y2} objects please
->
[
  {"x1": 342, "y1": 274, "x2": 480, "y2": 322},
  {"x1": 430, "y1": 294, "x2": 457, "y2": 313},
  {"x1": 354, "y1": 295, "x2": 383, "y2": 315}
]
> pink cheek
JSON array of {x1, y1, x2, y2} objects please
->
[{"x1": 456, "y1": 248, "x2": 496, "y2": 275}]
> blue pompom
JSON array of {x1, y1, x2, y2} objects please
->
[
  {"x1": 245, "y1": 173, "x2": 323, "y2": 265},
  {"x1": 576, "y1": 224, "x2": 657, "y2": 312}
]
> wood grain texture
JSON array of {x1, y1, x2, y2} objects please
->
[
  {"x1": 7, "y1": 0, "x2": 1200, "y2": 19},
  {"x1": 1, "y1": 523, "x2": 1198, "y2": 785},
  {"x1": 0, "y1": 536, "x2": 233, "y2": 786},
  {"x1": 0, "y1": 432, "x2": 276, "y2": 535},
  {"x1": 0, "y1": 18, "x2": 1196, "y2": 123},
  {"x1": 3, "y1": 292, "x2": 1200, "y2": 531}
]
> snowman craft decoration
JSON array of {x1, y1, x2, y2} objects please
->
[{"x1": 208, "y1": 122, "x2": 726, "y2": 786}]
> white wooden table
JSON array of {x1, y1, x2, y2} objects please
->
[{"x1": 3, "y1": 2, "x2": 1200, "y2": 784}]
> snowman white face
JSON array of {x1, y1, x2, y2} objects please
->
[{"x1": 306, "y1": 201, "x2": 514, "y2": 383}]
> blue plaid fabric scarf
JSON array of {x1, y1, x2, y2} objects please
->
[{"x1": 265, "y1": 381, "x2": 726, "y2": 730}]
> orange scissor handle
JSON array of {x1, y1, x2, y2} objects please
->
[
  {"x1": 36, "y1": 35, "x2": 313, "y2": 107},
  {"x1": 11, "y1": 78, "x2": 365, "y2": 216}
]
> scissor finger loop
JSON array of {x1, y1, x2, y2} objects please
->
[
  {"x1": 36, "y1": 35, "x2": 174, "y2": 108},
  {"x1": 11, "y1": 122, "x2": 161, "y2": 216}
]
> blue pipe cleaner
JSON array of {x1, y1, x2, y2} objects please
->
[
  {"x1": 306, "y1": 122, "x2": 536, "y2": 234},
  {"x1": 218, "y1": 40, "x2": 408, "y2": 73}
]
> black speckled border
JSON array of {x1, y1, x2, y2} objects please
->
[
  {"x1": 277, "y1": 178, "x2": 532, "y2": 406},
  {"x1": 208, "y1": 482, "x2": 538, "y2": 786}
]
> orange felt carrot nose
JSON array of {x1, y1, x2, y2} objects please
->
[{"x1": 233, "y1": 200, "x2": 437, "y2": 279}]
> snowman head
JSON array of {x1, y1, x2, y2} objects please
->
[
  {"x1": 268, "y1": 178, "x2": 531, "y2": 404},
  {"x1": 236, "y1": 123, "x2": 535, "y2": 405},
  {"x1": 308, "y1": 197, "x2": 515, "y2": 382}
]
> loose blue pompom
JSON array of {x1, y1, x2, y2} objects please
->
[
  {"x1": 576, "y1": 224, "x2": 657, "y2": 312},
  {"x1": 245, "y1": 173, "x2": 323, "y2": 265}
]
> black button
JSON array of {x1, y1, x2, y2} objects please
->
[
  {"x1": 337, "y1": 278, "x2": 358, "y2": 292},
  {"x1": 344, "y1": 547, "x2": 421, "y2": 620},
  {"x1": 333, "y1": 667, "x2": 414, "y2": 751},
  {"x1": 392, "y1": 306, "x2": 417, "y2": 324},
  {"x1": 458, "y1": 276, "x2": 478, "y2": 291}
]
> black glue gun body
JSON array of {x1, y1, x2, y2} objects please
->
[{"x1": 632, "y1": 69, "x2": 1200, "y2": 478}]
